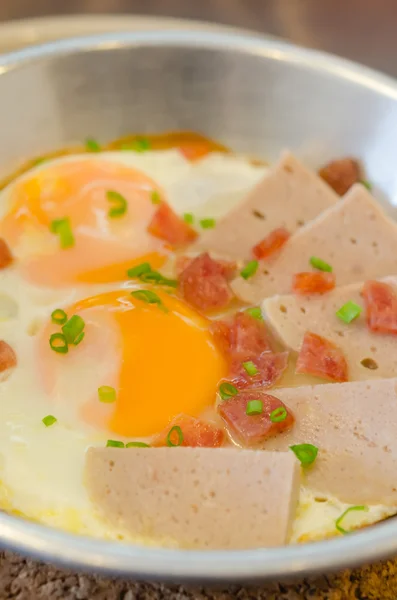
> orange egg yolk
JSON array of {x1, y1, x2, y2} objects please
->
[
  {"x1": 0, "y1": 158, "x2": 169, "y2": 286},
  {"x1": 39, "y1": 289, "x2": 227, "y2": 437}
]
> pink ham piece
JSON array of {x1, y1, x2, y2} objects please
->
[
  {"x1": 85, "y1": 447, "x2": 301, "y2": 549},
  {"x1": 362, "y1": 280, "x2": 397, "y2": 335},
  {"x1": 194, "y1": 152, "x2": 338, "y2": 260},
  {"x1": 264, "y1": 378, "x2": 397, "y2": 505},
  {"x1": 211, "y1": 311, "x2": 272, "y2": 359},
  {"x1": 218, "y1": 390, "x2": 294, "y2": 447},
  {"x1": 229, "y1": 351, "x2": 289, "y2": 389},
  {"x1": 296, "y1": 332, "x2": 348, "y2": 382},
  {"x1": 178, "y1": 252, "x2": 234, "y2": 313}
]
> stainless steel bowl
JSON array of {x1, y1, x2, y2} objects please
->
[{"x1": 1, "y1": 25, "x2": 397, "y2": 583}]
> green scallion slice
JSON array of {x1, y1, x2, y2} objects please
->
[
  {"x1": 126, "y1": 441, "x2": 151, "y2": 448},
  {"x1": 219, "y1": 382, "x2": 238, "y2": 400},
  {"x1": 199, "y1": 218, "x2": 216, "y2": 229},
  {"x1": 166, "y1": 425, "x2": 184, "y2": 447},
  {"x1": 131, "y1": 289, "x2": 166, "y2": 311},
  {"x1": 50, "y1": 217, "x2": 75, "y2": 249},
  {"x1": 183, "y1": 213, "x2": 194, "y2": 225},
  {"x1": 242, "y1": 361, "x2": 259, "y2": 376},
  {"x1": 240, "y1": 260, "x2": 258, "y2": 280},
  {"x1": 335, "y1": 505, "x2": 368, "y2": 535},
  {"x1": 49, "y1": 333, "x2": 68, "y2": 354},
  {"x1": 62, "y1": 315, "x2": 85, "y2": 344},
  {"x1": 151, "y1": 190, "x2": 161, "y2": 204},
  {"x1": 127, "y1": 262, "x2": 152, "y2": 278},
  {"x1": 73, "y1": 332, "x2": 85, "y2": 346},
  {"x1": 309, "y1": 256, "x2": 332, "y2": 272},
  {"x1": 98, "y1": 386, "x2": 117, "y2": 403},
  {"x1": 32, "y1": 157, "x2": 47, "y2": 167},
  {"x1": 360, "y1": 180, "x2": 372, "y2": 191},
  {"x1": 85, "y1": 138, "x2": 101, "y2": 152},
  {"x1": 106, "y1": 440, "x2": 125, "y2": 448},
  {"x1": 270, "y1": 406, "x2": 287, "y2": 423},
  {"x1": 106, "y1": 190, "x2": 128, "y2": 218},
  {"x1": 245, "y1": 307, "x2": 263, "y2": 321},
  {"x1": 290, "y1": 443, "x2": 318, "y2": 466},
  {"x1": 246, "y1": 399, "x2": 263, "y2": 416},
  {"x1": 51, "y1": 308, "x2": 67, "y2": 325},
  {"x1": 122, "y1": 138, "x2": 151, "y2": 152},
  {"x1": 42, "y1": 415, "x2": 57, "y2": 427},
  {"x1": 140, "y1": 271, "x2": 177, "y2": 288},
  {"x1": 336, "y1": 301, "x2": 362, "y2": 324}
]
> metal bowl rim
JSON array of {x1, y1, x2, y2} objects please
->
[{"x1": 1, "y1": 25, "x2": 397, "y2": 581}]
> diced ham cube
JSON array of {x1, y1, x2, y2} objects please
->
[
  {"x1": 252, "y1": 227, "x2": 290, "y2": 260},
  {"x1": 178, "y1": 252, "x2": 234, "y2": 313},
  {"x1": 218, "y1": 390, "x2": 294, "y2": 447},
  {"x1": 292, "y1": 272, "x2": 336, "y2": 295},
  {"x1": 0, "y1": 239, "x2": 13, "y2": 269},
  {"x1": 229, "y1": 351, "x2": 289, "y2": 390},
  {"x1": 148, "y1": 202, "x2": 198, "y2": 246},
  {"x1": 176, "y1": 255, "x2": 237, "y2": 280},
  {"x1": 319, "y1": 158, "x2": 361, "y2": 196},
  {"x1": 0, "y1": 341, "x2": 16, "y2": 372},
  {"x1": 152, "y1": 414, "x2": 224, "y2": 448},
  {"x1": 296, "y1": 332, "x2": 348, "y2": 382},
  {"x1": 362, "y1": 280, "x2": 397, "y2": 335},
  {"x1": 211, "y1": 311, "x2": 272, "y2": 359}
]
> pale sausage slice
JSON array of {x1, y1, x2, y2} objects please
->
[
  {"x1": 263, "y1": 378, "x2": 397, "y2": 505},
  {"x1": 233, "y1": 184, "x2": 397, "y2": 304},
  {"x1": 262, "y1": 276, "x2": 397, "y2": 382},
  {"x1": 85, "y1": 447, "x2": 300, "y2": 549},
  {"x1": 194, "y1": 152, "x2": 338, "y2": 259}
]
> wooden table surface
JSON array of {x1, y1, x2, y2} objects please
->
[{"x1": 0, "y1": 0, "x2": 396, "y2": 78}]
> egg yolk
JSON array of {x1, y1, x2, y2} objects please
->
[
  {"x1": 39, "y1": 289, "x2": 227, "y2": 437},
  {"x1": 0, "y1": 158, "x2": 169, "y2": 286}
]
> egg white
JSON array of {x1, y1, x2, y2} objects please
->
[{"x1": 0, "y1": 149, "x2": 394, "y2": 545}]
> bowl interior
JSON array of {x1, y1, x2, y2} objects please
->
[
  {"x1": 1, "y1": 31, "x2": 397, "y2": 211},
  {"x1": 1, "y1": 29, "x2": 397, "y2": 581}
]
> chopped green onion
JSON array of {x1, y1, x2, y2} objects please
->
[
  {"x1": 183, "y1": 213, "x2": 194, "y2": 225},
  {"x1": 51, "y1": 308, "x2": 67, "y2": 325},
  {"x1": 151, "y1": 190, "x2": 161, "y2": 204},
  {"x1": 73, "y1": 332, "x2": 85, "y2": 346},
  {"x1": 106, "y1": 190, "x2": 128, "y2": 218},
  {"x1": 335, "y1": 505, "x2": 368, "y2": 535},
  {"x1": 290, "y1": 443, "x2": 318, "y2": 466},
  {"x1": 85, "y1": 138, "x2": 101, "y2": 152},
  {"x1": 360, "y1": 180, "x2": 372, "y2": 191},
  {"x1": 62, "y1": 315, "x2": 85, "y2": 344},
  {"x1": 166, "y1": 425, "x2": 184, "y2": 447},
  {"x1": 242, "y1": 361, "x2": 259, "y2": 376},
  {"x1": 245, "y1": 307, "x2": 263, "y2": 321},
  {"x1": 32, "y1": 157, "x2": 47, "y2": 166},
  {"x1": 199, "y1": 218, "x2": 216, "y2": 229},
  {"x1": 50, "y1": 217, "x2": 75, "y2": 249},
  {"x1": 131, "y1": 289, "x2": 166, "y2": 311},
  {"x1": 309, "y1": 256, "x2": 332, "y2": 272},
  {"x1": 219, "y1": 382, "x2": 238, "y2": 400},
  {"x1": 122, "y1": 138, "x2": 151, "y2": 152},
  {"x1": 270, "y1": 406, "x2": 287, "y2": 423},
  {"x1": 240, "y1": 260, "x2": 258, "y2": 280},
  {"x1": 42, "y1": 414, "x2": 57, "y2": 427},
  {"x1": 98, "y1": 386, "x2": 117, "y2": 403},
  {"x1": 126, "y1": 441, "x2": 151, "y2": 448},
  {"x1": 336, "y1": 301, "x2": 362, "y2": 324},
  {"x1": 246, "y1": 399, "x2": 263, "y2": 416},
  {"x1": 106, "y1": 439, "x2": 125, "y2": 448},
  {"x1": 49, "y1": 333, "x2": 68, "y2": 354},
  {"x1": 127, "y1": 262, "x2": 152, "y2": 278},
  {"x1": 140, "y1": 271, "x2": 177, "y2": 288}
]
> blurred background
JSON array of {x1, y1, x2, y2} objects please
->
[{"x1": 0, "y1": 0, "x2": 395, "y2": 77}]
